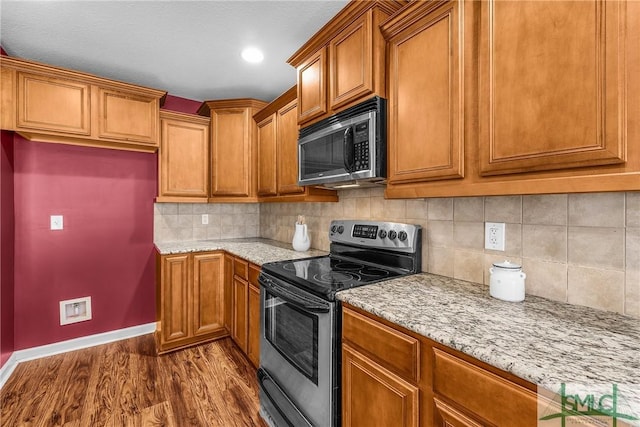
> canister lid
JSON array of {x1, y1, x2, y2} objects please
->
[{"x1": 492, "y1": 260, "x2": 521, "y2": 270}]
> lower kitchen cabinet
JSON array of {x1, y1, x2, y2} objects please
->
[
  {"x1": 342, "y1": 344, "x2": 419, "y2": 427},
  {"x1": 229, "y1": 255, "x2": 261, "y2": 367},
  {"x1": 157, "y1": 250, "x2": 261, "y2": 364},
  {"x1": 247, "y1": 264, "x2": 261, "y2": 367},
  {"x1": 342, "y1": 304, "x2": 541, "y2": 427},
  {"x1": 231, "y1": 257, "x2": 249, "y2": 353},
  {"x1": 156, "y1": 251, "x2": 227, "y2": 354}
]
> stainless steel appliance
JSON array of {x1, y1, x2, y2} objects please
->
[
  {"x1": 297, "y1": 97, "x2": 386, "y2": 188},
  {"x1": 257, "y1": 220, "x2": 422, "y2": 427}
]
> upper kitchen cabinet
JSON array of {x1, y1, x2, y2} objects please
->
[
  {"x1": 478, "y1": 0, "x2": 627, "y2": 176},
  {"x1": 384, "y1": 0, "x2": 640, "y2": 198},
  {"x1": 0, "y1": 56, "x2": 166, "y2": 152},
  {"x1": 288, "y1": 0, "x2": 406, "y2": 126},
  {"x1": 253, "y1": 87, "x2": 338, "y2": 202},
  {"x1": 198, "y1": 99, "x2": 267, "y2": 202},
  {"x1": 382, "y1": 0, "x2": 466, "y2": 186},
  {"x1": 157, "y1": 110, "x2": 210, "y2": 203}
]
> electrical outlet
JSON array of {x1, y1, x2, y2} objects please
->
[
  {"x1": 50, "y1": 215, "x2": 64, "y2": 230},
  {"x1": 201, "y1": 214, "x2": 209, "y2": 225},
  {"x1": 485, "y1": 222, "x2": 505, "y2": 251}
]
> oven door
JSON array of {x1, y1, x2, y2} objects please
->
[{"x1": 259, "y1": 272, "x2": 338, "y2": 427}]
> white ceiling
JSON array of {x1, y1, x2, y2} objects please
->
[{"x1": 0, "y1": 0, "x2": 349, "y2": 103}]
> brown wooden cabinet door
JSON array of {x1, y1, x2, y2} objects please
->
[
  {"x1": 232, "y1": 276, "x2": 249, "y2": 353},
  {"x1": 276, "y1": 99, "x2": 304, "y2": 195},
  {"x1": 97, "y1": 87, "x2": 159, "y2": 145},
  {"x1": 297, "y1": 48, "x2": 327, "y2": 124},
  {"x1": 433, "y1": 398, "x2": 485, "y2": 427},
  {"x1": 329, "y1": 11, "x2": 373, "y2": 111},
  {"x1": 342, "y1": 344, "x2": 419, "y2": 427},
  {"x1": 211, "y1": 108, "x2": 252, "y2": 197},
  {"x1": 159, "y1": 112, "x2": 209, "y2": 199},
  {"x1": 160, "y1": 254, "x2": 190, "y2": 344},
  {"x1": 192, "y1": 252, "x2": 225, "y2": 337},
  {"x1": 478, "y1": 0, "x2": 627, "y2": 176},
  {"x1": 247, "y1": 282, "x2": 261, "y2": 367},
  {"x1": 386, "y1": 0, "x2": 465, "y2": 185},
  {"x1": 257, "y1": 113, "x2": 278, "y2": 197},
  {"x1": 247, "y1": 264, "x2": 261, "y2": 367},
  {"x1": 16, "y1": 72, "x2": 91, "y2": 136},
  {"x1": 223, "y1": 254, "x2": 234, "y2": 333}
]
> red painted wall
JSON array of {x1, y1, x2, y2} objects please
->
[
  {"x1": 163, "y1": 94, "x2": 202, "y2": 115},
  {"x1": 13, "y1": 137, "x2": 157, "y2": 349},
  {"x1": 1, "y1": 131, "x2": 15, "y2": 366}
]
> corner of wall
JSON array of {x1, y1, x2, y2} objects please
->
[{"x1": 0, "y1": 130, "x2": 16, "y2": 368}]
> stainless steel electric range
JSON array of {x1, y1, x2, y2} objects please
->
[{"x1": 257, "y1": 220, "x2": 422, "y2": 427}]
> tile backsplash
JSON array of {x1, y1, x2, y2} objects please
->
[
  {"x1": 154, "y1": 203, "x2": 259, "y2": 242},
  {"x1": 259, "y1": 190, "x2": 640, "y2": 318},
  {"x1": 154, "y1": 191, "x2": 639, "y2": 318}
]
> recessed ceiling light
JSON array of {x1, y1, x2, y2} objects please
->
[{"x1": 241, "y1": 47, "x2": 264, "y2": 64}]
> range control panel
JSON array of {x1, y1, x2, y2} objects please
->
[{"x1": 329, "y1": 220, "x2": 421, "y2": 253}]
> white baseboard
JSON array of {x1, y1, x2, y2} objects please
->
[
  {"x1": 0, "y1": 322, "x2": 156, "y2": 389},
  {"x1": 0, "y1": 353, "x2": 18, "y2": 390}
]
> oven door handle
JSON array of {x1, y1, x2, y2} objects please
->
[{"x1": 261, "y1": 277, "x2": 330, "y2": 313}]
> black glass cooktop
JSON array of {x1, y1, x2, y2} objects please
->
[{"x1": 261, "y1": 255, "x2": 405, "y2": 300}]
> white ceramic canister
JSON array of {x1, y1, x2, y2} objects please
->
[{"x1": 489, "y1": 260, "x2": 526, "y2": 302}]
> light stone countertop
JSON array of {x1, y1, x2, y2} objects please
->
[
  {"x1": 154, "y1": 238, "x2": 326, "y2": 266},
  {"x1": 337, "y1": 273, "x2": 640, "y2": 418}
]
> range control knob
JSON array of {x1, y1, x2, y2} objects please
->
[
  {"x1": 398, "y1": 231, "x2": 408, "y2": 242},
  {"x1": 331, "y1": 225, "x2": 338, "y2": 233},
  {"x1": 378, "y1": 229, "x2": 387, "y2": 239},
  {"x1": 337, "y1": 225, "x2": 344, "y2": 234},
  {"x1": 388, "y1": 230, "x2": 397, "y2": 240}
]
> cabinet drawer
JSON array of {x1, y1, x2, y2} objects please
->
[
  {"x1": 433, "y1": 348, "x2": 538, "y2": 426},
  {"x1": 233, "y1": 257, "x2": 248, "y2": 280},
  {"x1": 248, "y1": 263, "x2": 260, "y2": 287},
  {"x1": 342, "y1": 307, "x2": 419, "y2": 382}
]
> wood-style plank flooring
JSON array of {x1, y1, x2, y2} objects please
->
[{"x1": 0, "y1": 335, "x2": 266, "y2": 426}]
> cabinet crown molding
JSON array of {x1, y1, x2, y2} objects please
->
[
  {"x1": 253, "y1": 85, "x2": 297, "y2": 123},
  {"x1": 197, "y1": 98, "x2": 268, "y2": 116},
  {"x1": 1, "y1": 55, "x2": 167, "y2": 102},
  {"x1": 160, "y1": 109, "x2": 211, "y2": 125},
  {"x1": 287, "y1": 0, "x2": 406, "y2": 67}
]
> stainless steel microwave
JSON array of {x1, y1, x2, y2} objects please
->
[{"x1": 297, "y1": 97, "x2": 386, "y2": 188}]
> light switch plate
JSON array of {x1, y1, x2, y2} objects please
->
[{"x1": 50, "y1": 215, "x2": 64, "y2": 230}]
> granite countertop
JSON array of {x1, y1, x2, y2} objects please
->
[
  {"x1": 337, "y1": 273, "x2": 640, "y2": 415},
  {"x1": 154, "y1": 238, "x2": 326, "y2": 266}
]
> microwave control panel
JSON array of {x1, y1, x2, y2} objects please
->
[{"x1": 353, "y1": 122, "x2": 369, "y2": 171}]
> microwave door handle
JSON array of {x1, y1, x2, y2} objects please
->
[{"x1": 343, "y1": 127, "x2": 355, "y2": 173}]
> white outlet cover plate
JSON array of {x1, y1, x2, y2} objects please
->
[
  {"x1": 50, "y1": 215, "x2": 63, "y2": 230},
  {"x1": 485, "y1": 222, "x2": 506, "y2": 251}
]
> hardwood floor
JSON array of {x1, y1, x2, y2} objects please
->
[{"x1": 0, "y1": 335, "x2": 266, "y2": 427}]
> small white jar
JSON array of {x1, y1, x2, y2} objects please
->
[{"x1": 489, "y1": 260, "x2": 526, "y2": 302}]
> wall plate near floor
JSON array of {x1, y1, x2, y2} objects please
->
[{"x1": 60, "y1": 296, "x2": 92, "y2": 325}]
